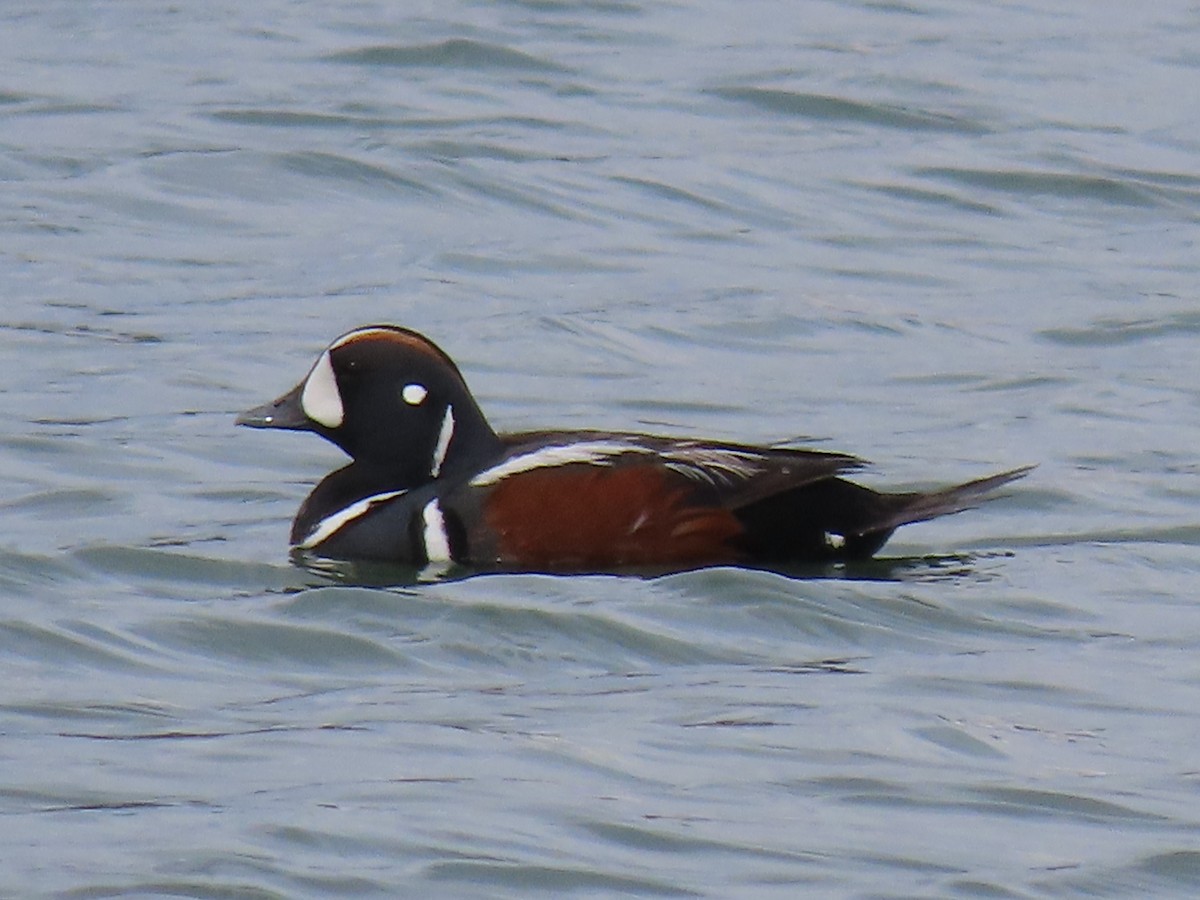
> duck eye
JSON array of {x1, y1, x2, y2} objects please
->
[{"x1": 402, "y1": 383, "x2": 428, "y2": 406}]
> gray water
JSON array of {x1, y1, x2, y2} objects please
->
[{"x1": 3, "y1": 1, "x2": 1200, "y2": 896}]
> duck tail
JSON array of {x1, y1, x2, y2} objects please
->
[{"x1": 868, "y1": 465, "x2": 1034, "y2": 534}]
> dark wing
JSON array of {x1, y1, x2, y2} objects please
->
[
  {"x1": 498, "y1": 430, "x2": 864, "y2": 509},
  {"x1": 460, "y1": 434, "x2": 1031, "y2": 568},
  {"x1": 644, "y1": 439, "x2": 864, "y2": 508},
  {"x1": 461, "y1": 432, "x2": 866, "y2": 570}
]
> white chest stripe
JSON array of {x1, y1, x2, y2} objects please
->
[
  {"x1": 430, "y1": 406, "x2": 455, "y2": 478},
  {"x1": 297, "y1": 489, "x2": 406, "y2": 550},
  {"x1": 421, "y1": 499, "x2": 453, "y2": 562}
]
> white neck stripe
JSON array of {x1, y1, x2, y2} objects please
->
[{"x1": 430, "y1": 406, "x2": 455, "y2": 478}]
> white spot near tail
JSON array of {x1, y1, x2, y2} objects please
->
[
  {"x1": 824, "y1": 532, "x2": 846, "y2": 550},
  {"x1": 422, "y1": 499, "x2": 453, "y2": 562},
  {"x1": 431, "y1": 405, "x2": 455, "y2": 478},
  {"x1": 402, "y1": 383, "x2": 428, "y2": 405},
  {"x1": 300, "y1": 350, "x2": 344, "y2": 428},
  {"x1": 297, "y1": 489, "x2": 407, "y2": 549}
]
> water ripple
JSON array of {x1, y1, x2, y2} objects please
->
[
  {"x1": 706, "y1": 86, "x2": 990, "y2": 133},
  {"x1": 277, "y1": 151, "x2": 440, "y2": 197},
  {"x1": 4, "y1": 1, "x2": 1200, "y2": 896},
  {"x1": 1040, "y1": 310, "x2": 1200, "y2": 346},
  {"x1": 915, "y1": 165, "x2": 1164, "y2": 207},
  {"x1": 326, "y1": 38, "x2": 569, "y2": 73},
  {"x1": 0, "y1": 619, "x2": 160, "y2": 673}
]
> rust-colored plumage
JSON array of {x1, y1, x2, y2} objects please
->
[{"x1": 480, "y1": 463, "x2": 744, "y2": 570}]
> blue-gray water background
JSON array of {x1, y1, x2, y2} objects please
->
[{"x1": 3, "y1": 1, "x2": 1200, "y2": 896}]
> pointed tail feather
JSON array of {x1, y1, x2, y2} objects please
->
[{"x1": 863, "y1": 465, "x2": 1034, "y2": 535}]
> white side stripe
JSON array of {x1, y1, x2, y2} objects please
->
[
  {"x1": 467, "y1": 439, "x2": 766, "y2": 488},
  {"x1": 297, "y1": 489, "x2": 406, "y2": 549},
  {"x1": 421, "y1": 499, "x2": 452, "y2": 562},
  {"x1": 469, "y1": 441, "x2": 640, "y2": 487},
  {"x1": 430, "y1": 405, "x2": 455, "y2": 478}
]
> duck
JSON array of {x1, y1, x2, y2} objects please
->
[{"x1": 237, "y1": 325, "x2": 1030, "y2": 573}]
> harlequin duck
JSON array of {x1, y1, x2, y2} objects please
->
[{"x1": 238, "y1": 325, "x2": 1030, "y2": 573}]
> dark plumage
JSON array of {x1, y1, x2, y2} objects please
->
[{"x1": 238, "y1": 325, "x2": 1030, "y2": 573}]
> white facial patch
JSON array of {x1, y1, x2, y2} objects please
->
[
  {"x1": 421, "y1": 499, "x2": 452, "y2": 562},
  {"x1": 402, "y1": 383, "x2": 428, "y2": 406},
  {"x1": 430, "y1": 406, "x2": 455, "y2": 478},
  {"x1": 300, "y1": 350, "x2": 344, "y2": 428}
]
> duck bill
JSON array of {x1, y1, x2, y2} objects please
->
[{"x1": 236, "y1": 382, "x2": 311, "y2": 431}]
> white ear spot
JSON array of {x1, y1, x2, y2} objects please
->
[
  {"x1": 402, "y1": 383, "x2": 428, "y2": 406},
  {"x1": 300, "y1": 351, "x2": 344, "y2": 428}
]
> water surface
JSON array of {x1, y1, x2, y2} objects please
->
[{"x1": 3, "y1": 1, "x2": 1200, "y2": 896}]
